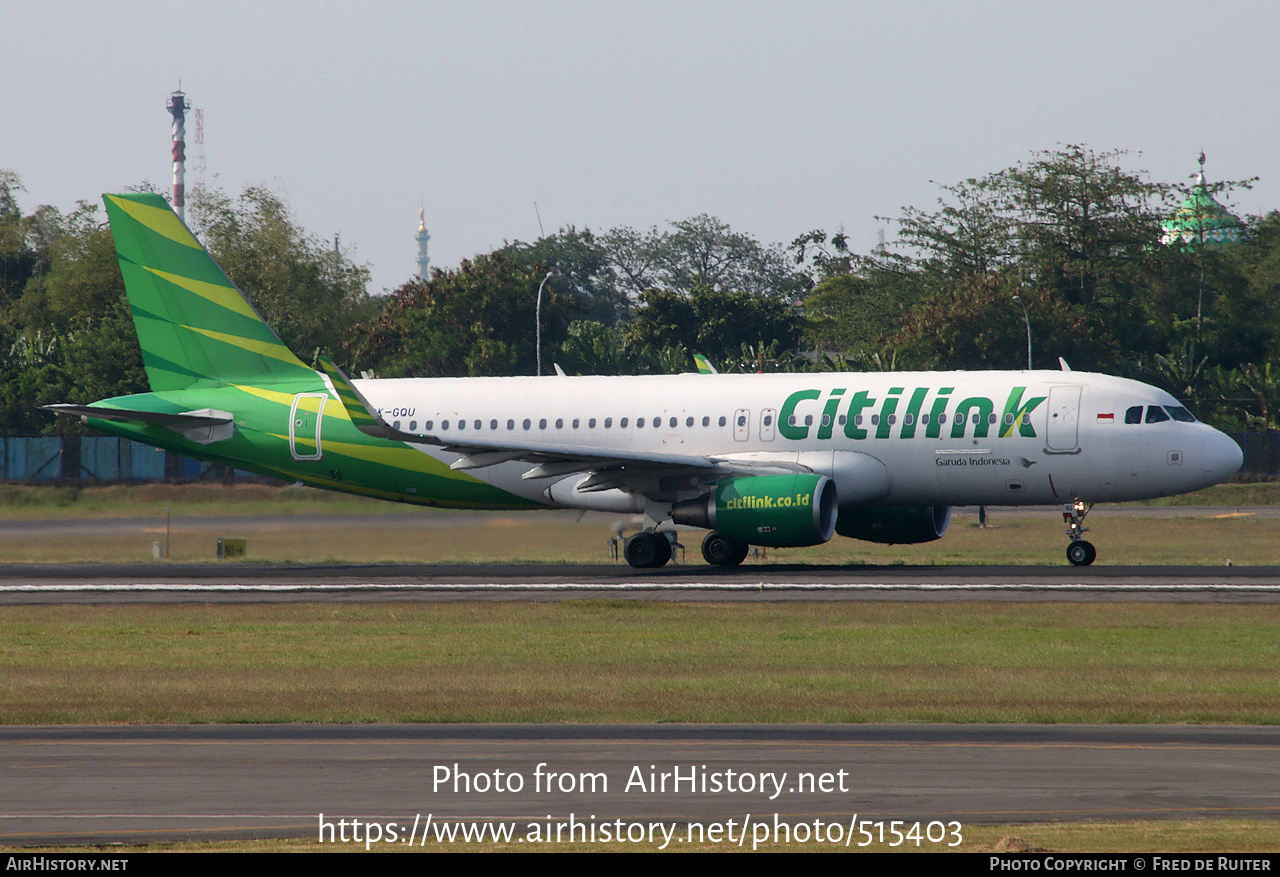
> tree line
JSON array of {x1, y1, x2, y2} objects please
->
[{"x1": 4, "y1": 144, "x2": 1280, "y2": 436}]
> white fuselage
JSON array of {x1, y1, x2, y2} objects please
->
[{"x1": 354, "y1": 370, "x2": 1243, "y2": 514}]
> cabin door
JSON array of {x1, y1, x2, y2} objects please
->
[
  {"x1": 1045, "y1": 386, "x2": 1082, "y2": 454},
  {"x1": 289, "y1": 393, "x2": 327, "y2": 461}
]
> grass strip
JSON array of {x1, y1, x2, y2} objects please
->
[{"x1": 2, "y1": 602, "x2": 1277, "y2": 724}]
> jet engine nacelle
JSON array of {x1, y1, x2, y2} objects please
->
[
  {"x1": 835, "y1": 505, "x2": 951, "y2": 544},
  {"x1": 671, "y1": 473, "x2": 838, "y2": 548}
]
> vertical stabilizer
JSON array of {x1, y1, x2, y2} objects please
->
[{"x1": 103, "y1": 192, "x2": 315, "y2": 391}]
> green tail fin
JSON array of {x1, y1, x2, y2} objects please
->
[{"x1": 103, "y1": 192, "x2": 316, "y2": 391}]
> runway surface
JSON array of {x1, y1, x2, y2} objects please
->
[
  {"x1": 3, "y1": 724, "x2": 1279, "y2": 845},
  {"x1": 3, "y1": 560, "x2": 1280, "y2": 603}
]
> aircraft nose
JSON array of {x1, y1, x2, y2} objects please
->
[{"x1": 1200, "y1": 430, "x2": 1243, "y2": 486}]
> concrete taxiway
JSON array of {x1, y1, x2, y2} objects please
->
[
  {"x1": 2, "y1": 561, "x2": 1280, "y2": 603},
  {"x1": 3, "y1": 724, "x2": 1279, "y2": 845}
]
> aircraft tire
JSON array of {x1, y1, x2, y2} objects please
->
[
  {"x1": 624, "y1": 532, "x2": 672, "y2": 568},
  {"x1": 701, "y1": 531, "x2": 749, "y2": 567},
  {"x1": 1066, "y1": 540, "x2": 1097, "y2": 567}
]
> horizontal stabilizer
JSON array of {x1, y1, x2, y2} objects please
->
[
  {"x1": 43, "y1": 403, "x2": 230, "y2": 427},
  {"x1": 43, "y1": 404, "x2": 234, "y2": 445}
]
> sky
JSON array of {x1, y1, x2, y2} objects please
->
[{"x1": 3, "y1": 1, "x2": 1278, "y2": 295}]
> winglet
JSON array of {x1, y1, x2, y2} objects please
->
[{"x1": 693, "y1": 353, "x2": 718, "y2": 375}]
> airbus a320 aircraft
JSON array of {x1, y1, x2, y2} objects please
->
[{"x1": 47, "y1": 194, "x2": 1243, "y2": 568}]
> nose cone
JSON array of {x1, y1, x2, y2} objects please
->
[{"x1": 1200, "y1": 430, "x2": 1243, "y2": 487}]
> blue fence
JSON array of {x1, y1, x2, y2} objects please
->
[{"x1": 0, "y1": 436, "x2": 265, "y2": 483}]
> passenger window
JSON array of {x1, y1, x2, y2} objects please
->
[
  {"x1": 1125, "y1": 406, "x2": 1142, "y2": 424},
  {"x1": 871, "y1": 415, "x2": 879, "y2": 426},
  {"x1": 819, "y1": 414, "x2": 828, "y2": 427},
  {"x1": 490, "y1": 419, "x2": 498, "y2": 430},
  {"x1": 441, "y1": 420, "x2": 449, "y2": 430},
  {"x1": 555, "y1": 418, "x2": 563, "y2": 429},
  {"x1": 686, "y1": 417, "x2": 694, "y2": 427},
  {"x1": 393, "y1": 420, "x2": 401, "y2": 430},
  {"x1": 523, "y1": 418, "x2": 531, "y2": 430},
  {"x1": 589, "y1": 418, "x2": 597, "y2": 428},
  {"x1": 702, "y1": 416, "x2": 710, "y2": 427},
  {"x1": 621, "y1": 417, "x2": 629, "y2": 428},
  {"x1": 921, "y1": 413, "x2": 929, "y2": 424},
  {"x1": 719, "y1": 416, "x2": 727, "y2": 427},
  {"x1": 1004, "y1": 413, "x2": 1014, "y2": 425},
  {"x1": 904, "y1": 413, "x2": 914, "y2": 426},
  {"x1": 1145, "y1": 406, "x2": 1170, "y2": 424},
  {"x1": 888, "y1": 414, "x2": 897, "y2": 425},
  {"x1": 838, "y1": 415, "x2": 846, "y2": 425},
  {"x1": 474, "y1": 419, "x2": 481, "y2": 430},
  {"x1": 605, "y1": 417, "x2": 613, "y2": 428},
  {"x1": 507, "y1": 419, "x2": 515, "y2": 430},
  {"x1": 539, "y1": 418, "x2": 547, "y2": 429},
  {"x1": 737, "y1": 415, "x2": 746, "y2": 427},
  {"x1": 572, "y1": 418, "x2": 580, "y2": 429},
  {"x1": 669, "y1": 417, "x2": 677, "y2": 428},
  {"x1": 804, "y1": 415, "x2": 813, "y2": 426},
  {"x1": 654, "y1": 417, "x2": 662, "y2": 428},
  {"x1": 988, "y1": 413, "x2": 997, "y2": 424}
]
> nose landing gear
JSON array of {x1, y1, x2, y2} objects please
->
[{"x1": 1063, "y1": 500, "x2": 1096, "y2": 566}]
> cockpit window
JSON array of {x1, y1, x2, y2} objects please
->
[
  {"x1": 1165, "y1": 406, "x2": 1196, "y2": 423},
  {"x1": 1144, "y1": 406, "x2": 1170, "y2": 424},
  {"x1": 1125, "y1": 406, "x2": 1143, "y2": 424}
]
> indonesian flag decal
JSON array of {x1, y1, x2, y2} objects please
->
[{"x1": 1097, "y1": 412, "x2": 1115, "y2": 422}]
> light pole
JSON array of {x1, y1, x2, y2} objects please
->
[
  {"x1": 535, "y1": 270, "x2": 553, "y2": 376},
  {"x1": 1012, "y1": 295, "x2": 1032, "y2": 370}
]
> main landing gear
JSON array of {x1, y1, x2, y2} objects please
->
[
  {"x1": 1063, "y1": 500, "x2": 1097, "y2": 566},
  {"x1": 623, "y1": 531, "x2": 673, "y2": 569},
  {"x1": 700, "y1": 531, "x2": 750, "y2": 568}
]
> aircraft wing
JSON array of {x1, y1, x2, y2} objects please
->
[{"x1": 318, "y1": 360, "x2": 808, "y2": 493}]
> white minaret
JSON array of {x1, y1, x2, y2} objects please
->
[{"x1": 416, "y1": 205, "x2": 431, "y2": 277}]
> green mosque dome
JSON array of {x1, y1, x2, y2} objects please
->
[{"x1": 1160, "y1": 156, "x2": 1243, "y2": 248}]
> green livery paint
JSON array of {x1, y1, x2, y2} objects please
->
[
  {"x1": 103, "y1": 193, "x2": 316, "y2": 390},
  {"x1": 776, "y1": 385, "x2": 1047, "y2": 441},
  {"x1": 78, "y1": 193, "x2": 532, "y2": 510},
  {"x1": 999, "y1": 386, "x2": 1046, "y2": 438}
]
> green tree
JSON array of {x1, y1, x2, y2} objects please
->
[
  {"x1": 496, "y1": 226, "x2": 628, "y2": 325},
  {"x1": 190, "y1": 185, "x2": 374, "y2": 364},
  {"x1": 603, "y1": 214, "x2": 801, "y2": 299},
  {"x1": 351, "y1": 254, "x2": 575, "y2": 378},
  {"x1": 625, "y1": 284, "x2": 802, "y2": 368}
]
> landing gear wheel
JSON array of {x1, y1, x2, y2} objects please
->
[
  {"x1": 1066, "y1": 540, "x2": 1097, "y2": 567},
  {"x1": 624, "y1": 532, "x2": 672, "y2": 569},
  {"x1": 701, "y1": 531, "x2": 750, "y2": 567}
]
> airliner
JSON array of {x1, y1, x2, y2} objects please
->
[{"x1": 46, "y1": 193, "x2": 1244, "y2": 568}]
